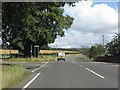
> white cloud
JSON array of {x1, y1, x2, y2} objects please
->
[{"x1": 49, "y1": 1, "x2": 118, "y2": 48}]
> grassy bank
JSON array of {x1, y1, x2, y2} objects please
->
[
  {"x1": 0, "y1": 65, "x2": 2, "y2": 90},
  {"x1": 7, "y1": 55, "x2": 56, "y2": 62},
  {"x1": 2, "y1": 65, "x2": 30, "y2": 88},
  {"x1": 71, "y1": 54, "x2": 92, "y2": 62}
]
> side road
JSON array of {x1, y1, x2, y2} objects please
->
[{"x1": 1, "y1": 61, "x2": 48, "y2": 72}]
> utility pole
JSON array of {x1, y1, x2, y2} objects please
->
[
  {"x1": 31, "y1": 45, "x2": 32, "y2": 58},
  {"x1": 56, "y1": 44, "x2": 57, "y2": 61},
  {"x1": 102, "y1": 35, "x2": 104, "y2": 48}
]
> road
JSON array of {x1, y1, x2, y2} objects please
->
[{"x1": 12, "y1": 56, "x2": 118, "y2": 89}]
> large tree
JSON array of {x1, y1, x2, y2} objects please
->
[
  {"x1": 2, "y1": 2, "x2": 74, "y2": 57},
  {"x1": 106, "y1": 34, "x2": 120, "y2": 56},
  {"x1": 88, "y1": 44, "x2": 105, "y2": 59}
]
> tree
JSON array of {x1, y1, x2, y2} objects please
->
[
  {"x1": 106, "y1": 34, "x2": 120, "y2": 56},
  {"x1": 2, "y1": 2, "x2": 74, "y2": 57},
  {"x1": 88, "y1": 44, "x2": 105, "y2": 59},
  {"x1": 95, "y1": 44, "x2": 105, "y2": 56},
  {"x1": 88, "y1": 46, "x2": 97, "y2": 59},
  {"x1": 41, "y1": 45, "x2": 51, "y2": 50}
]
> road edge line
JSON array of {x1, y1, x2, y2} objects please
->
[
  {"x1": 80, "y1": 65, "x2": 83, "y2": 67},
  {"x1": 22, "y1": 73, "x2": 41, "y2": 90},
  {"x1": 32, "y1": 62, "x2": 48, "y2": 72}
]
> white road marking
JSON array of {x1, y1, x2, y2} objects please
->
[
  {"x1": 111, "y1": 65, "x2": 119, "y2": 67},
  {"x1": 32, "y1": 62, "x2": 48, "y2": 72},
  {"x1": 80, "y1": 65, "x2": 83, "y2": 67},
  {"x1": 86, "y1": 68, "x2": 105, "y2": 79},
  {"x1": 90, "y1": 62, "x2": 107, "y2": 64},
  {"x1": 22, "y1": 73, "x2": 41, "y2": 90}
]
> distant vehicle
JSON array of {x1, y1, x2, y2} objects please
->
[{"x1": 57, "y1": 52, "x2": 65, "y2": 61}]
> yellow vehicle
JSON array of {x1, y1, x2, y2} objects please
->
[{"x1": 57, "y1": 52, "x2": 65, "y2": 61}]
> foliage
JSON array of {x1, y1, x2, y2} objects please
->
[
  {"x1": 106, "y1": 34, "x2": 120, "y2": 56},
  {"x1": 41, "y1": 45, "x2": 51, "y2": 50},
  {"x1": 88, "y1": 44, "x2": 105, "y2": 59},
  {"x1": 2, "y1": 2, "x2": 74, "y2": 57}
]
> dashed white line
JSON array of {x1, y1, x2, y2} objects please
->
[
  {"x1": 22, "y1": 73, "x2": 41, "y2": 90},
  {"x1": 90, "y1": 62, "x2": 107, "y2": 64},
  {"x1": 111, "y1": 65, "x2": 119, "y2": 67},
  {"x1": 32, "y1": 62, "x2": 48, "y2": 73},
  {"x1": 80, "y1": 65, "x2": 83, "y2": 67},
  {"x1": 86, "y1": 68, "x2": 105, "y2": 79}
]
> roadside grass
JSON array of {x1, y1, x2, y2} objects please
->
[
  {"x1": 8, "y1": 55, "x2": 56, "y2": 62},
  {"x1": 2, "y1": 65, "x2": 30, "y2": 88},
  {"x1": 69, "y1": 54, "x2": 93, "y2": 62},
  {"x1": 0, "y1": 65, "x2": 2, "y2": 90},
  {"x1": 66, "y1": 53, "x2": 84, "y2": 56}
]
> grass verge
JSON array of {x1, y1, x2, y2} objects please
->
[
  {"x1": 0, "y1": 65, "x2": 2, "y2": 90},
  {"x1": 7, "y1": 55, "x2": 56, "y2": 62},
  {"x1": 70, "y1": 54, "x2": 93, "y2": 62},
  {"x1": 2, "y1": 65, "x2": 30, "y2": 88}
]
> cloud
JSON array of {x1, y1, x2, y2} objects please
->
[{"x1": 49, "y1": 1, "x2": 118, "y2": 48}]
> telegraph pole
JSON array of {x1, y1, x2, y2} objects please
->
[
  {"x1": 102, "y1": 35, "x2": 104, "y2": 48},
  {"x1": 55, "y1": 38, "x2": 57, "y2": 60},
  {"x1": 31, "y1": 45, "x2": 32, "y2": 58}
]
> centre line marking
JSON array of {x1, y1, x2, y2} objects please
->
[
  {"x1": 22, "y1": 73, "x2": 40, "y2": 90},
  {"x1": 86, "y1": 68, "x2": 105, "y2": 79},
  {"x1": 80, "y1": 65, "x2": 83, "y2": 67},
  {"x1": 32, "y1": 62, "x2": 48, "y2": 72}
]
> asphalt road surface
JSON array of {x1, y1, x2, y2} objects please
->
[{"x1": 12, "y1": 56, "x2": 118, "y2": 89}]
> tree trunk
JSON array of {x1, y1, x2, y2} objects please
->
[{"x1": 23, "y1": 44, "x2": 31, "y2": 57}]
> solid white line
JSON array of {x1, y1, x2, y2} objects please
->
[
  {"x1": 22, "y1": 73, "x2": 40, "y2": 90},
  {"x1": 86, "y1": 68, "x2": 105, "y2": 79},
  {"x1": 32, "y1": 62, "x2": 48, "y2": 73},
  {"x1": 80, "y1": 65, "x2": 83, "y2": 67}
]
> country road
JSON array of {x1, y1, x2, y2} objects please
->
[{"x1": 7, "y1": 56, "x2": 119, "y2": 89}]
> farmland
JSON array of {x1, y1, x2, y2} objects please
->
[
  {"x1": 0, "y1": 49, "x2": 79, "y2": 61},
  {"x1": 0, "y1": 49, "x2": 78, "y2": 55},
  {"x1": 0, "y1": 49, "x2": 18, "y2": 54},
  {"x1": 40, "y1": 50, "x2": 78, "y2": 54}
]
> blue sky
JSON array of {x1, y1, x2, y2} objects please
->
[
  {"x1": 92, "y1": 1, "x2": 118, "y2": 10},
  {"x1": 49, "y1": 1, "x2": 118, "y2": 48}
]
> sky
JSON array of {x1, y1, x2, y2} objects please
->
[{"x1": 48, "y1": 0, "x2": 119, "y2": 48}]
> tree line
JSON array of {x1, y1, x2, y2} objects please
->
[{"x1": 80, "y1": 34, "x2": 120, "y2": 59}]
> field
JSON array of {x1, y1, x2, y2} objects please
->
[
  {"x1": 0, "y1": 49, "x2": 78, "y2": 54},
  {"x1": 0, "y1": 50, "x2": 18, "y2": 54},
  {"x1": 40, "y1": 50, "x2": 77, "y2": 54},
  {"x1": 0, "y1": 49, "x2": 79, "y2": 62}
]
